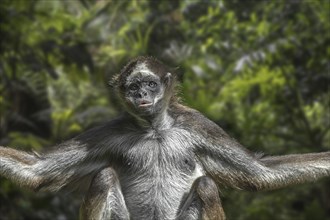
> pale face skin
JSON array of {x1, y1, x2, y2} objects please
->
[{"x1": 125, "y1": 64, "x2": 163, "y2": 116}]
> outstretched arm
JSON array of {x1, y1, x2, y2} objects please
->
[
  {"x1": 0, "y1": 146, "x2": 43, "y2": 189},
  {"x1": 0, "y1": 140, "x2": 107, "y2": 192},
  {"x1": 197, "y1": 145, "x2": 329, "y2": 191},
  {"x1": 260, "y1": 152, "x2": 330, "y2": 185},
  {"x1": 0, "y1": 123, "x2": 120, "y2": 192},
  {"x1": 187, "y1": 110, "x2": 330, "y2": 191}
]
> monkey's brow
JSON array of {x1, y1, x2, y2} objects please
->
[
  {"x1": 127, "y1": 75, "x2": 159, "y2": 83},
  {"x1": 130, "y1": 67, "x2": 153, "y2": 75},
  {"x1": 142, "y1": 75, "x2": 159, "y2": 81}
]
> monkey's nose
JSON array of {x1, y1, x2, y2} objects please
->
[{"x1": 138, "y1": 90, "x2": 148, "y2": 98}]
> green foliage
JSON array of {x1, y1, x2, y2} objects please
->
[{"x1": 0, "y1": 0, "x2": 329, "y2": 219}]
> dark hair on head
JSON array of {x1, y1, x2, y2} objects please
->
[
  {"x1": 110, "y1": 56, "x2": 181, "y2": 104},
  {"x1": 111, "y1": 56, "x2": 178, "y2": 87}
]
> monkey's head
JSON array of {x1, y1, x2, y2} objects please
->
[{"x1": 112, "y1": 56, "x2": 178, "y2": 118}]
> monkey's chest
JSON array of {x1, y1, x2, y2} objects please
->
[
  {"x1": 121, "y1": 135, "x2": 195, "y2": 169},
  {"x1": 116, "y1": 133, "x2": 203, "y2": 219}
]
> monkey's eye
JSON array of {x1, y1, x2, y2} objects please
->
[
  {"x1": 148, "y1": 81, "x2": 157, "y2": 88},
  {"x1": 129, "y1": 84, "x2": 139, "y2": 91}
]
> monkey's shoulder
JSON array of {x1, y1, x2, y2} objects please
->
[{"x1": 170, "y1": 104, "x2": 230, "y2": 139}]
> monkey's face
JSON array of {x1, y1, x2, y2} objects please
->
[{"x1": 123, "y1": 64, "x2": 165, "y2": 117}]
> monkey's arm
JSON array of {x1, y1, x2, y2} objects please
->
[
  {"x1": 0, "y1": 146, "x2": 43, "y2": 189},
  {"x1": 187, "y1": 110, "x2": 330, "y2": 191},
  {"x1": 0, "y1": 123, "x2": 121, "y2": 192},
  {"x1": 0, "y1": 140, "x2": 108, "y2": 192},
  {"x1": 197, "y1": 145, "x2": 329, "y2": 191}
]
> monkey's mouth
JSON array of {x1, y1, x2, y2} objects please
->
[{"x1": 138, "y1": 101, "x2": 153, "y2": 108}]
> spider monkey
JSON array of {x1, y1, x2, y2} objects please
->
[{"x1": 0, "y1": 56, "x2": 329, "y2": 220}]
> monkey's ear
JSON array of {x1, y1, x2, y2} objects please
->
[
  {"x1": 164, "y1": 72, "x2": 172, "y2": 86},
  {"x1": 109, "y1": 75, "x2": 119, "y2": 88}
]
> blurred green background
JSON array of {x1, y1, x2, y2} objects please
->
[{"x1": 0, "y1": 0, "x2": 329, "y2": 219}]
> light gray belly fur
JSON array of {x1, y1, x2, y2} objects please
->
[{"x1": 115, "y1": 129, "x2": 204, "y2": 219}]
